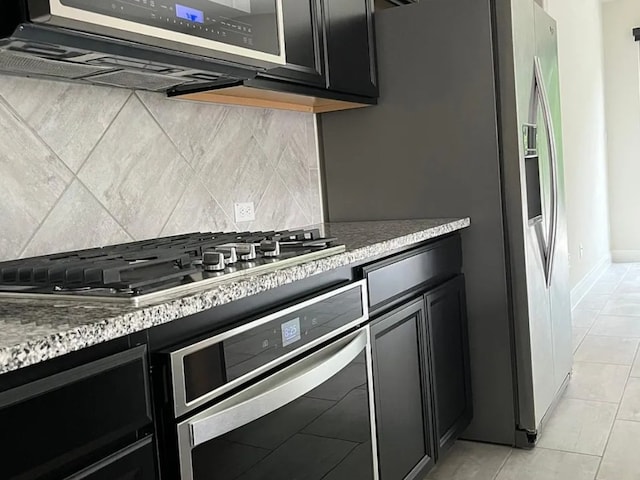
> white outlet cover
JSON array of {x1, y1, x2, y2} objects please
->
[{"x1": 234, "y1": 202, "x2": 256, "y2": 222}]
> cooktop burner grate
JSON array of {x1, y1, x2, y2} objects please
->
[{"x1": 0, "y1": 229, "x2": 343, "y2": 304}]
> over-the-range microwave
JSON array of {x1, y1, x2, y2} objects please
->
[{"x1": 0, "y1": 0, "x2": 286, "y2": 91}]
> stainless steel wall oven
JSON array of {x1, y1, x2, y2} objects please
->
[{"x1": 156, "y1": 280, "x2": 378, "y2": 480}]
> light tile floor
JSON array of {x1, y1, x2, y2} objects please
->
[{"x1": 425, "y1": 263, "x2": 640, "y2": 480}]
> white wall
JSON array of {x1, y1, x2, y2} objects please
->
[
  {"x1": 602, "y1": 0, "x2": 640, "y2": 262},
  {"x1": 545, "y1": 0, "x2": 612, "y2": 292}
]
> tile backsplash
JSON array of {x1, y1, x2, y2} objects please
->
[{"x1": 0, "y1": 75, "x2": 323, "y2": 261}]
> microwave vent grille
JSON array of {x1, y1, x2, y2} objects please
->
[
  {"x1": 86, "y1": 69, "x2": 192, "y2": 91},
  {"x1": 0, "y1": 51, "x2": 111, "y2": 79}
]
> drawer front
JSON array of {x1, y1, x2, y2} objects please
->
[
  {"x1": 0, "y1": 345, "x2": 152, "y2": 480},
  {"x1": 67, "y1": 437, "x2": 156, "y2": 480},
  {"x1": 363, "y1": 235, "x2": 462, "y2": 312}
]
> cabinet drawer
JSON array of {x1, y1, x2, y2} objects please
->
[
  {"x1": 0, "y1": 345, "x2": 152, "y2": 480},
  {"x1": 363, "y1": 235, "x2": 462, "y2": 312},
  {"x1": 67, "y1": 437, "x2": 156, "y2": 480}
]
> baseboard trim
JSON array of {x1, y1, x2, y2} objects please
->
[
  {"x1": 612, "y1": 250, "x2": 640, "y2": 263},
  {"x1": 571, "y1": 254, "x2": 611, "y2": 310}
]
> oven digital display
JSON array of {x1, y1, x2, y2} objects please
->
[
  {"x1": 281, "y1": 318, "x2": 302, "y2": 347},
  {"x1": 176, "y1": 4, "x2": 204, "y2": 23}
]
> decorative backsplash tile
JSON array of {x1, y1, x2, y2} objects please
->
[
  {"x1": 0, "y1": 75, "x2": 322, "y2": 261},
  {"x1": 0, "y1": 79, "x2": 130, "y2": 173},
  {"x1": 77, "y1": 94, "x2": 192, "y2": 240}
]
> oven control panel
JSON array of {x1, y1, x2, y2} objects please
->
[
  {"x1": 57, "y1": 0, "x2": 280, "y2": 54},
  {"x1": 169, "y1": 281, "x2": 369, "y2": 418}
]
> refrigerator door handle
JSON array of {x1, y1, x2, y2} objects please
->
[{"x1": 533, "y1": 56, "x2": 559, "y2": 288}]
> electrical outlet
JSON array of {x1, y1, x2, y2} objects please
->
[{"x1": 234, "y1": 202, "x2": 255, "y2": 222}]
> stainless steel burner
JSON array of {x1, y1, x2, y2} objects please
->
[{"x1": 0, "y1": 230, "x2": 345, "y2": 306}]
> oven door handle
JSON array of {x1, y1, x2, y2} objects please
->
[{"x1": 181, "y1": 327, "x2": 368, "y2": 448}]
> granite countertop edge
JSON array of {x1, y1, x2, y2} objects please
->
[{"x1": 0, "y1": 218, "x2": 470, "y2": 375}]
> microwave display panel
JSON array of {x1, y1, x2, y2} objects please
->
[{"x1": 58, "y1": 0, "x2": 280, "y2": 55}]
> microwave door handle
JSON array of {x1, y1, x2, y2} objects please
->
[
  {"x1": 534, "y1": 56, "x2": 559, "y2": 288},
  {"x1": 182, "y1": 328, "x2": 368, "y2": 448}
]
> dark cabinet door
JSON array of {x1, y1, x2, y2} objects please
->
[
  {"x1": 425, "y1": 275, "x2": 472, "y2": 457},
  {"x1": 323, "y1": 0, "x2": 378, "y2": 97},
  {"x1": 370, "y1": 299, "x2": 435, "y2": 480},
  {"x1": 260, "y1": 0, "x2": 325, "y2": 86},
  {"x1": 68, "y1": 437, "x2": 156, "y2": 480}
]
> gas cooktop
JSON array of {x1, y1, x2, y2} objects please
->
[{"x1": 0, "y1": 229, "x2": 345, "y2": 306}]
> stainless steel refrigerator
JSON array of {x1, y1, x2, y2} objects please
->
[{"x1": 318, "y1": 0, "x2": 573, "y2": 446}]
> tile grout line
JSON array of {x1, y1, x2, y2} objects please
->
[
  {"x1": 186, "y1": 160, "x2": 240, "y2": 231},
  {"x1": 17, "y1": 180, "x2": 75, "y2": 258},
  {"x1": 578, "y1": 269, "x2": 626, "y2": 348},
  {"x1": 17, "y1": 89, "x2": 137, "y2": 248},
  {"x1": 251, "y1": 110, "x2": 306, "y2": 170},
  {"x1": 0, "y1": 94, "x2": 79, "y2": 258},
  {"x1": 549, "y1": 392, "x2": 621, "y2": 405},
  {"x1": 133, "y1": 90, "x2": 223, "y2": 173},
  {"x1": 136, "y1": 93, "x2": 314, "y2": 231},
  {"x1": 274, "y1": 143, "x2": 314, "y2": 223},
  {"x1": 578, "y1": 264, "x2": 625, "y2": 314},
  {"x1": 573, "y1": 334, "x2": 588, "y2": 354},
  {"x1": 588, "y1": 268, "x2": 637, "y2": 480},
  {"x1": 74, "y1": 90, "x2": 133, "y2": 177},
  {"x1": 308, "y1": 165, "x2": 322, "y2": 224},
  {"x1": 187, "y1": 163, "x2": 240, "y2": 232},
  {"x1": 580, "y1": 335, "x2": 640, "y2": 339},
  {"x1": 274, "y1": 166, "x2": 313, "y2": 225},
  {"x1": 571, "y1": 358, "x2": 639, "y2": 367},
  {"x1": 535, "y1": 445, "x2": 603, "y2": 458},
  {"x1": 593, "y1": 360, "x2": 634, "y2": 479},
  {"x1": 250, "y1": 170, "x2": 282, "y2": 229},
  {"x1": 568, "y1": 271, "x2": 624, "y2": 479},
  {"x1": 491, "y1": 448, "x2": 513, "y2": 480},
  {"x1": 71, "y1": 92, "x2": 141, "y2": 243},
  {"x1": 440, "y1": 265, "x2": 639, "y2": 480},
  {"x1": 245, "y1": 119, "x2": 306, "y2": 229},
  {"x1": 135, "y1": 92, "x2": 244, "y2": 230},
  {"x1": 588, "y1": 312, "x2": 640, "y2": 320},
  {"x1": 0, "y1": 90, "x2": 74, "y2": 178},
  {"x1": 157, "y1": 180, "x2": 199, "y2": 237},
  {"x1": 74, "y1": 176, "x2": 137, "y2": 242},
  {"x1": 127, "y1": 92, "x2": 208, "y2": 238},
  {"x1": 574, "y1": 360, "x2": 638, "y2": 371},
  {"x1": 562, "y1": 395, "x2": 621, "y2": 406},
  {"x1": 197, "y1": 181, "x2": 240, "y2": 232},
  {"x1": 245, "y1": 134, "x2": 278, "y2": 224}
]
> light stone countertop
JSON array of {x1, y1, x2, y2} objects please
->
[{"x1": 0, "y1": 218, "x2": 470, "y2": 375}]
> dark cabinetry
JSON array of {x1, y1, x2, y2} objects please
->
[
  {"x1": 323, "y1": 0, "x2": 377, "y2": 96},
  {"x1": 366, "y1": 235, "x2": 472, "y2": 479},
  {"x1": 425, "y1": 276, "x2": 472, "y2": 455},
  {"x1": 173, "y1": 0, "x2": 378, "y2": 111},
  {"x1": 0, "y1": 342, "x2": 154, "y2": 480},
  {"x1": 261, "y1": 0, "x2": 325, "y2": 86},
  {"x1": 370, "y1": 299, "x2": 435, "y2": 480},
  {"x1": 68, "y1": 438, "x2": 156, "y2": 480},
  {"x1": 258, "y1": 0, "x2": 378, "y2": 98}
]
